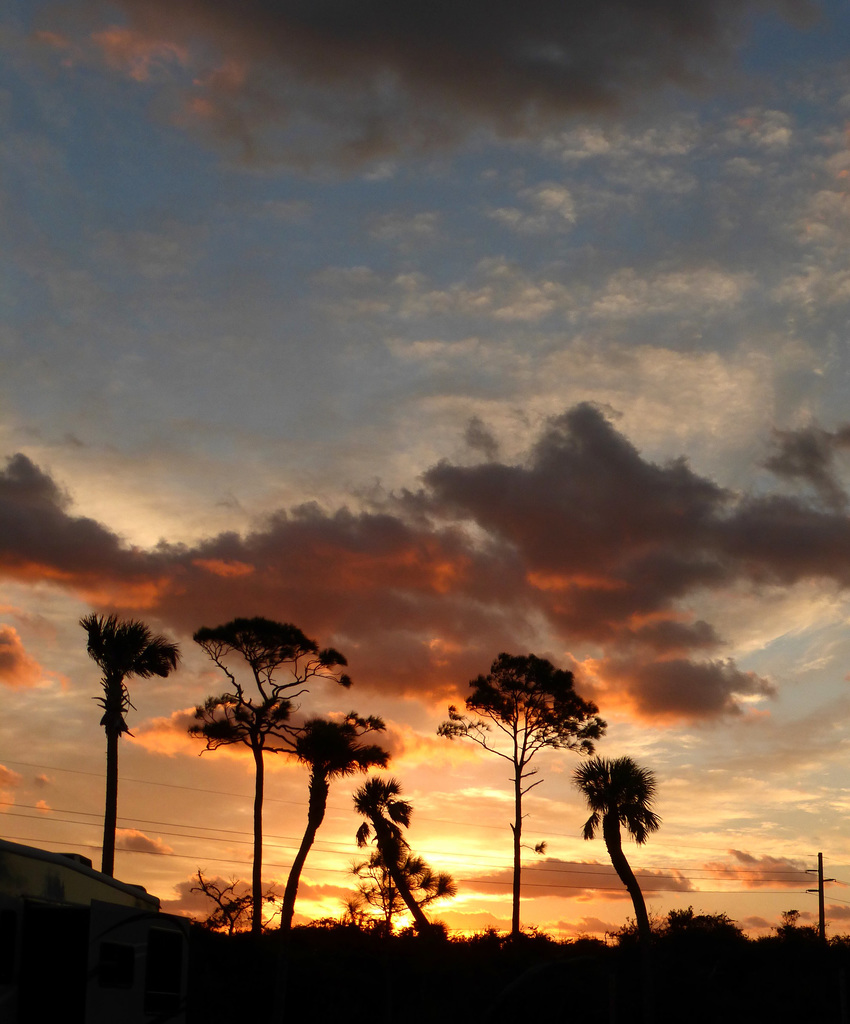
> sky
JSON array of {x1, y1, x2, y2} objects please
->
[{"x1": 2, "y1": 0, "x2": 850, "y2": 939}]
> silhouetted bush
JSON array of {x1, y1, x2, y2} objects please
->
[{"x1": 185, "y1": 921, "x2": 850, "y2": 1024}]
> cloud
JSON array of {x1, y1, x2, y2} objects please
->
[
  {"x1": 382, "y1": 721, "x2": 481, "y2": 769},
  {"x1": 557, "y1": 915, "x2": 623, "y2": 937},
  {"x1": 160, "y1": 872, "x2": 280, "y2": 917},
  {"x1": 159, "y1": 874, "x2": 238, "y2": 920},
  {"x1": 0, "y1": 452, "x2": 170, "y2": 607},
  {"x1": 130, "y1": 708, "x2": 203, "y2": 757},
  {"x1": 369, "y1": 212, "x2": 441, "y2": 247},
  {"x1": 0, "y1": 625, "x2": 45, "y2": 688},
  {"x1": 90, "y1": 26, "x2": 189, "y2": 82},
  {"x1": 50, "y1": 0, "x2": 812, "y2": 165},
  {"x1": 461, "y1": 857, "x2": 694, "y2": 901},
  {"x1": 740, "y1": 914, "x2": 772, "y2": 932},
  {"x1": 436, "y1": 909, "x2": 510, "y2": 934},
  {"x1": 464, "y1": 417, "x2": 500, "y2": 462},
  {"x1": 764, "y1": 422, "x2": 850, "y2": 509},
  {"x1": 115, "y1": 828, "x2": 174, "y2": 855},
  {"x1": 489, "y1": 183, "x2": 576, "y2": 235},
  {"x1": 589, "y1": 656, "x2": 775, "y2": 720},
  {"x1": 703, "y1": 849, "x2": 811, "y2": 888},
  {"x1": 589, "y1": 266, "x2": 752, "y2": 320},
  {"x1": 8, "y1": 404, "x2": 850, "y2": 722},
  {"x1": 0, "y1": 765, "x2": 23, "y2": 791},
  {"x1": 318, "y1": 259, "x2": 573, "y2": 324}
]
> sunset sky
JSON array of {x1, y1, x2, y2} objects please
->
[{"x1": 3, "y1": 0, "x2": 850, "y2": 938}]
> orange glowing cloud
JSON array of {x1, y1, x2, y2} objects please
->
[
  {"x1": 383, "y1": 721, "x2": 481, "y2": 770},
  {"x1": 132, "y1": 707, "x2": 299, "y2": 769},
  {"x1": 116, "y1": 829, "x2": 174, "y2": 855},
  {"x1": 317, "y1": 539, "x2": 470, "y2": 595},
  {"x1": 34, "y1": 31, "x2": 71, "y2": 50},
  {"x1": 0, "y1": 560, "x2": 172, "y2": 612},
  {"x1": 130, "y1": 708, "x2": 201, "y2": 757},
  {"x1": 76, "y1": 576, "x2": 174, "y2": 610},
  {"x1": 193, "y1": 558, "x2": 255, "y2": 578},
  {"x1": 0, "y1": 625, "x2": 45, "y2": 689},
  {"x1": 527, "y1": 571, "x2": 625, "y2": 593},
  {"x1": 577, "y1": 653, "x2": 773, "y2": 723},
  {"x1": 91, "y1": 26, "x2": 188, "y2": 82},
  {"x1": 703, "y1": 850, "x2": 814, "y2": 889},
  {"x1": 6, "y1": 406, "x2": 850, "y2": 725},
  {"x1": 461, "y1": 857, "x2": 694, "y2": 902},
  {"x1": 0, "y1": 765, "x2": 23, "y2": 808}
]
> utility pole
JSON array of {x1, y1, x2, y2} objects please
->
[{"x1": 806, "y1": 852, "x2": 835, "y2": 942}]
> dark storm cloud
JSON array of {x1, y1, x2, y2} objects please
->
[
  {"x1": 77, "y1": 0, "x2": 812, "y2": 161},
  {"x1": 158, "y1": 503, "x2": 532, "y2": 694},
  {"x1": 420, "y1": 402, "x2": 735, "y2": 635},
  {"x1": 112, "y1": 0, "x2": 813, "y2": 108},
  {"x1": 0, "y1": 453, "x2": 158, "y2": 583},
  {"x1": 464, "y1": 416, "x2": 500, "y2": 462},
  {"x1": 624, "y1": 618, "x2": 721, "y2": 654},
  {"x1": 4, "y1": 402, "x2": 850, "y2": 720},
  {"x1": 764, "y1": 423, "x2": 850, "y2": 509},
  {"x1": 599, "y1": 656, "x2": 774, "y2": 719}
]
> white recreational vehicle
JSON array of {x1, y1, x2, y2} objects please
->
[{"x1": 0, "y1": 838, "x2": 189, "y2": 1024}]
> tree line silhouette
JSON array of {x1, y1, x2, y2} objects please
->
[
  {"x1": 80, "y1": 617, "x2": 660, "y2": 945},
  {"x1": 79, "y1": 611, "x2": 849, "y2": 1024}
]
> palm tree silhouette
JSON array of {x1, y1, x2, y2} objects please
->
[
  {"x1": 574, "y1": 755, "x2": 660, "y2": 1023},
  {"x1": 352, "y1": 848, "x2": 457, "y2": 934},
  {"x1": 280, "y1": 713, "x2": 388, "y2": 931},
  {"x1": 353, "y1": 776, "x2": 431, "y2": 933},
  {"x1": 80, "y1": 613, "x2": 179, "y2": 876},
  {"x1": 573, "y1": 755, "x2": 660, "y2": 941}
]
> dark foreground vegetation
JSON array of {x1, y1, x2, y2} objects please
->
[{"x1": 187, "y1": 914, "x2": 850, "y2": 1024}]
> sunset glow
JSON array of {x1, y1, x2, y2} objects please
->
[{"x1": 3, "y1": 0, "x2": 850, "y2": 945}]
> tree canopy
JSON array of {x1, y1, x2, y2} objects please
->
[
  {"x1": 439, "y1": 652, "x2": 604, "y2": 937},
  {"x1": 191, "y1": 617, "x2": 350, "y2": 755},
  {"x1": 190, "y1": 616, "x2": 351, "y2": 935}
]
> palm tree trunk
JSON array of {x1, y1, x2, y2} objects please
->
[
  {"x1": 251, "y1": 741, "x2": 265, "y2": 936},
  {"x1": 385, "y1": 857, "x2": 430, "y2": 933},
  {"x1": 101, "y1": 728, "x2": 119, "y2": 876},
  {"x1": 510, "y1": 769, "x2": 522, "y2": 939},
  {"x1": 602, "y1": 813, "x2": 650, "y2": 942},
  {"x1": 280, "y1": 772, "x2": 329, "y2": 931},
  {"x1": 374, "y1": 824, "x2": 430, "y2": 933},
  {"x1": 602, "y1": 813, "x2": 654, "y2": 1024}
]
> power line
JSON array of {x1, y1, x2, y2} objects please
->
[
  {"x1": 1, "y1": 801, "x2": 814, "y2": 887},
  {"x1": 1, "y1": 831, "x2": 814, "y2": 899},
  {"x1": 1, "y1": 830, "x2": 815, "y2": 900},
  {"x1": 1, "y1": 759, "x2": 818, "y2": 866}
]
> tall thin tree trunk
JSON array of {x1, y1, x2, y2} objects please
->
[
  {"x1": 101, "y1": 728, "x2": 118, "y2": 876},
  {"x1": 252, "y1": 742, "x2": 265, "y2": 936},
  {"x1": 280, "y1": 773, "x2": 328, "y2": 931},
  {"x1": 510, "y1": 769, "x2": 522, "y2": 938},
  {"x1": 603, "y1": 814, "x2": 654, "y2": 1024}
]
